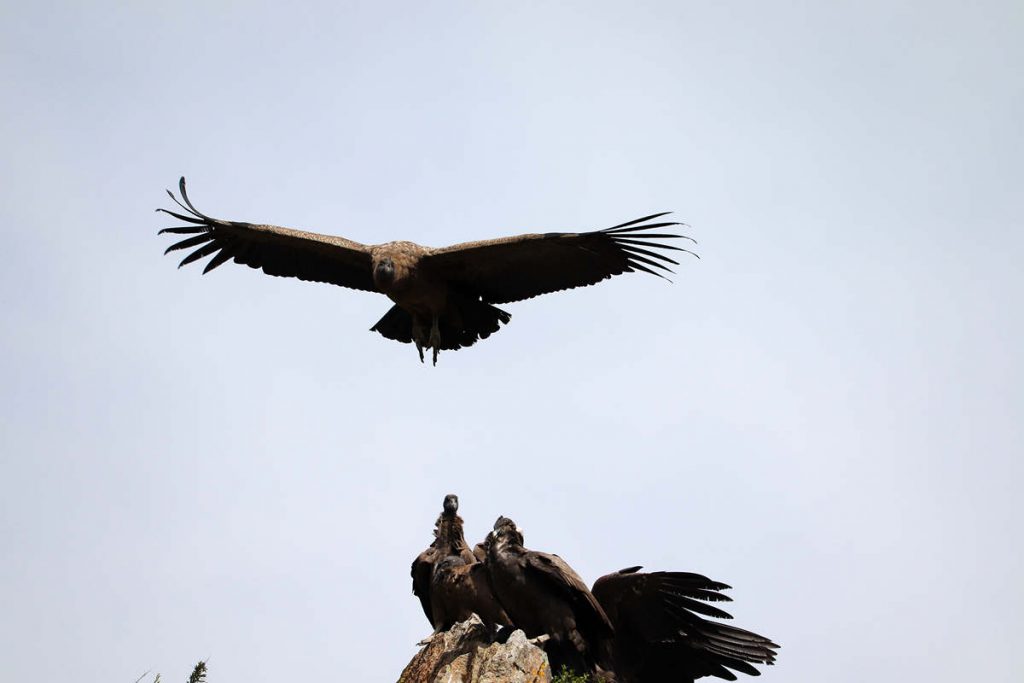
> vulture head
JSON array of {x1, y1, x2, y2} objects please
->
[
  {"x1": 442, "y1": 493, "x2": 459, "y2": 516},
  {"x1": 373, "y1": 256, "x2": 395, "y2": 286},
  {"x1": 490, "y1": 515, "x2": 525, "y2": 548}
]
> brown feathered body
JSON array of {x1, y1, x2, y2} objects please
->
[
  {"x1": 411, "y1": 495, "x2": 509, "y2": 633},
  {"x1": 367, "y1": 241, "x2": 509, "y2": 362},
  {"x1": 429, "y1": 555, "x2": 510, "y2": 632},
  {"x1": 482, "y1": 516, "x2": 778, "y2": 682},
  {"x1": 485, "y1": 517, "x2": 615, "y2": 676},
  {"x1": 158, "y1": 177, "x2": 694, "y2": 364},
  {"x1": 370, "y1": 242, "x2": 453, "y2": 331}
]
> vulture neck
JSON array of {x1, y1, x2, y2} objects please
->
[
  {"x1": 434, "y1": 513, "x2": 469, "y2": 554},
  {"x1": 488, "y1": 536, "x2": 523, "y2": 561}
]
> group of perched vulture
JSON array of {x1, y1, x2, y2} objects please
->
[{"x1": 412, "y1": 495, "x2": 778, "y2": 682}]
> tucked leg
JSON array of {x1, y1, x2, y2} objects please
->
[
  {"x1": 411, "y1": 319, "x2": 427, "y2": 364},
  {"x1": 429, "y1": 314, "x2": 442, "y2": 366}
]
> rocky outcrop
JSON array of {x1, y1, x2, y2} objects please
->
[{"x1": 398, "y1": 616, "x2": 551, "y2": 683}]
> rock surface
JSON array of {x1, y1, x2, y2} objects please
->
[{"x1": 398, "y1": 617, "x2": 551, "y2": 683}]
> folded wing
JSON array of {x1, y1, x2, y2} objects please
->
[
  {"x1": 524, "y1": 551, "x2": 615, "y2": 644},
  {"x1": 411, "y1": 550, "x2": 438, "y2": 625}
]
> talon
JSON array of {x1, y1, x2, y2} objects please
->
[{"x1": 429, "y1": 314, "x2": 441, "y2": 366}]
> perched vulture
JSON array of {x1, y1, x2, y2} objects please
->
[
  {"x1": 410, "y1": 495, "x2": 509, "y2": 633},
  {"x1": 485, "y1": 517, "x2": 779, "y2": 682},
  {"x1": 158, "y1": 177, "x2": 695, "y2": 364},
  {"x1": 429, "y1": 554, "x2": 511, "y2": 634},
  {"x1": 592, "y1": 566, "x2": 779, "y2": 682},
  {"x1": 484, "y1": 516, "x2": 615, "y2": 675}
]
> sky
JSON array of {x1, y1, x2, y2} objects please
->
[{"x1": 1, "y1": 1, "x2": 1021, "y2": 681}]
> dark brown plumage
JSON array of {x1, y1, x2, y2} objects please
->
[
  {"x1": 483, "y1": 517, "x2": 778, "y2": 682},
  {"x1": 158, "y1": 177, "x2": 695, "y2": 364},
  {"x1": 410, "y1": 495, "x2": 509, "y2": 634},
  {"x1": 592, "y1": 566, "x2": 779, "y2": 682},
  {"x1": 484, "y1": 516, "x2": 615, "y2": 676},
  {"x1": 429, "y1": 554, "x2": 511, "y2": 634}
]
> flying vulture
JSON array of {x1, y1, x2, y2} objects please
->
[
  {"x1": 157, "y1": 177, "x2": 695, "y2": 364},
  {"x1": 484, "y1": 516, "x2": 616, "y2": 675},
  {"x1": 592, "y1": 567, "x2": 779, "y2": 682},
  {"x1": 410, "y1": 495, "x2": 509, "y2": 633},
  {"x1": 485, "y1": 516, "x2": 778, "y2": 682}
]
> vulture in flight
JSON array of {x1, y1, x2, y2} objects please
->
[
  {"x1": 157, "y1": 177, "x2": 694, "y2": 364},
  {"x1": 484, "y1": 516, "x2": 778, "y2": 682},
  {"x1": 410, "y1": 495, "x2": 509, "y2": 634}
]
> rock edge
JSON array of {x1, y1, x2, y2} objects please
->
[{"x1": 398, "y1": 616, "x2": 551, "y2": 683}]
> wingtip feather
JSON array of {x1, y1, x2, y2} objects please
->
[{"x1": 607, "y1": 211, "x2": 674, "y2": 230}]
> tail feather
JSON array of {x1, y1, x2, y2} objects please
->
[
  {"x1": 440, "y1": 297, "x2": 511, "y2": 350},
  {"x1": 370, "y1": 305, "x2": 412, "y2": 343},
  {"x1": 369, "y1": 299, "x2": 511, "y2": 351}
]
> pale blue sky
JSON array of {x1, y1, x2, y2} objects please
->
[{"x1": 1, "y1": 2, "x2": 1021, "y2": 681}]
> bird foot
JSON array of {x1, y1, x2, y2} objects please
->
[
  {"x1": 527, "y1": 634, "x2": 551, "y2": 646},
  {"x1": 412, "y1": 320, "x2": 428, "y2": 364},
  {"x1": 428, "y1": 318, "x2": 441, "y2": 366}
]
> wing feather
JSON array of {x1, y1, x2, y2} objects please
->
[
  {"x1": 592, "y1": 568, "x2": 778, "y2": 680},
  {"x1": 202, "y1": 247, "x2": 236, "y2": 274},
  {"x1": 179, "y1": 241, "x2": 221, "y2": 268},
  {"x1": 411, "y1": 553, "x2": 436, "y2": 626},
  {"x1": 422, "y1": 213, "x2": 695, "y2": 304},
  {"x1": 156, "y1": 177, "x2": 375, "y2": 292},
  {"x1": 164, "y1": 233, "x2": 214, "y2": 254},
  {"x1": 607, "y1": 211, "x2": 675, "y2": 229},
  {"x1": 524, "y1": 552, "x2": 614, "y2": 636}
]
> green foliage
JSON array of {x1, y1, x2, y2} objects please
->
[
  {"x1": 186, "y1": 661, "x2": 207, "y2": 683},
  {"x1": 137, "y1": 661, "x2": 206, "y2": 683},
  {"x1": 551, "y1": 666, "x2": 593, "y2": 683}
]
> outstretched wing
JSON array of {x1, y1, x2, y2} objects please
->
[
  {"x1": 422, "y1": 213, "x2": 696, "y2": 304},
  {"x1": 157, "y1": 177, "x2": 376, "y2": 292},
  {"x1": 593, "y1": 567, "x2": 779, "y2": 680}
]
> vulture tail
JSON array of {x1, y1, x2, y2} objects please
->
[
  {"x1": 370, "y1": 305, "x2": 413, "y2": 343},
  {"x1": 369, "y1": 300, "x2": 511, "y2": 350},
  {"x1": 441, "y1": 297, "x2": 511, "y2": 350}
]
